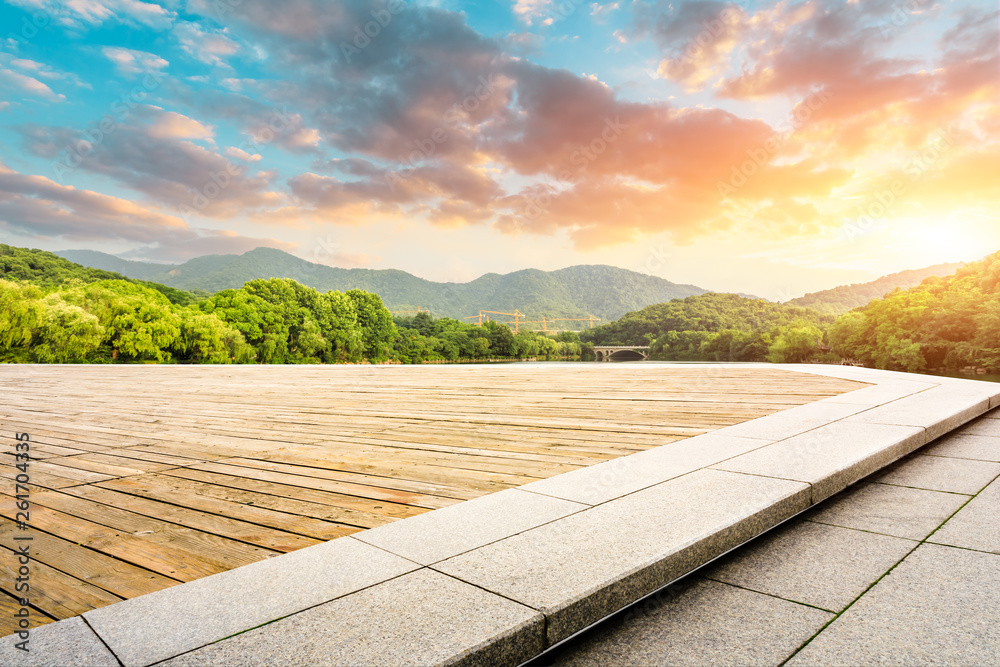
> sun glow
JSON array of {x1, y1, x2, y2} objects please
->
[{"x1": 905, "y1": 223, "x2": 990, "y2": 264}]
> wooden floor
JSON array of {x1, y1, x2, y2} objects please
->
[{"x1": 0, "y1": 364, "x2": 863, "y2": 635}]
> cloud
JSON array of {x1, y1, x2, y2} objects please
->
[
  {"x1": 513, "y1": 0, "x2": 554, "y2": 25},
  {"x1": 102, "y1": 46, "x2": 169, "y2": 77},
  {"x1": 632, "y1": 0, "x2": 750, "y2": 90},
  {"x1": 225, "y1": 146, "x2": 262, "y2": 162},
  {"x1": 8, "y1": 0, "x2": 176, "y2": 30},
  {"x1": 22, "y1": 106, "x2": 283, "y2": 219},
  {"x1": 173, "y1": 22, "x2": 240, "y2": 68},
  {"x1": 0, "y1": 160, "x2": 294, "y2": 262},
  {"x1": 0, "y1": 68, "x2": 65, "y2": 101},
  {"x1": 147, "y1": 110, "x2": 214, "y2": 140}
]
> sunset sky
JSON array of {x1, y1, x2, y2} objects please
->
[{"x1": 0, "y1": 0, "x2": 997, "y2": 299}]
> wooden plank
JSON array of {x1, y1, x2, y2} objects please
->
[
  {"x1": 0, "y1": 497, "x2": 264, "y2": 583},
  {"x1": 0, "y1": 543, "x2": 123, "y2": 619},
  {"x1": 95, "y1": 476, "x2": 367, "y2": 538},
  {"x1": 0, "y1": 590, "x2": 56, "y2": 637},
  {"x1": 0, "y1": 518, "x2": 179, "y2": 598},
  {"x1": 62, "y1": 485, "x2": 322, "y2": 553}
]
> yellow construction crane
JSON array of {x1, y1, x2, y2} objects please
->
[
  {"x1": 463, "y1": 310, "x2": 525, "y2": 333},
  {"x1": 549, "y1": 316, "x2": 601, "y2": 329},
  {"x1": 519, "y1": 315, "x2": 601, "y2": 332},
  {"x1": 462, "y1": 312, "x2": 599, "y2": 333}
]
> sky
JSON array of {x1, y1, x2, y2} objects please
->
[{"x1": 0, "y1": 0, "x2": 997, "y2": 300}]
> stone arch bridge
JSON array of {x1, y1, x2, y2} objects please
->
[{"x1": 594, "y1": 345, "x2": 650, "y2": 362}]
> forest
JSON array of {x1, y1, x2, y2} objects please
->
[
  {"x1": 581, "y1": 251, "x2": 1000, "y2": 372},
  {"x1": 0, "y1": 245, "x2": 582, "y2": 364},
  {"x1": 829, "y1": 251, "x2": 1000, "y2": 373},
  {"x1": 4, "y1": 243, "x2": 1000, "y2": 372},
  {"x1": 581, "y1": 293, "x2": 838, "y2": 363}
]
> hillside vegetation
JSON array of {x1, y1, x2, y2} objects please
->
[
  {"x1": 581, "y1": 293, "x2": 836, "y2": 362},
  {"x1": 1, "y1": 244, "x2": 206, "y2": 306},
  {"x1": 56, "y1": 247, "x2": 708, "y2": 321},
  {"x1": 830, "y1": 251, "x2": 1000, "y2": 372},
  {"x1": 0, "y1": 246, "x2": 587, "y2": 365},
  {"x1": 786, "y1": 263, "x2": 963, "y2": 314}
]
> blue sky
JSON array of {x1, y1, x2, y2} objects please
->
[{"x1": 0, "y1": 0, "x2": 997, "y2": 299}]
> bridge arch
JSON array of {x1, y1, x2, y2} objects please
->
[{"x1": 593, "y1": 345, "x2": 650, "y2": 362}]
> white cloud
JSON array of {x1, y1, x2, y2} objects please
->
[
  {"x1": 0, "y1": 68, "x2": 65, "y2": 101},
  {"x1": 147, "y1": 111, "x2": 214, "y2": 140},
  {"x1": 173, "y1": 22, "x2": 240, "y2": 68},
  {"x1": 225, "y1": 146, "x2": 262, "y2": 162},
  {"x1": 512, "y1": 0, "x2": 554, "y2": 26},
  {"x1": 9, "y1": 0, "x2": 175, "y2": 30},
  {"x1": 102, "y1": 46, "x2": 169, "y2": 76}
]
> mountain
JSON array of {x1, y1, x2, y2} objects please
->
[
  {"x1": 785, "y1": 263, "x2": 964, "y2": 315},
  {"x1": 55, "y1": 247, "x2": 710, "y2": 321}
]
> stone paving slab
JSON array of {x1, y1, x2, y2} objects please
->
[
  {"x1": 704, "y1": 521, "x2": 916, "y2": 612},
  {"x1": 806, "y1": 482, "x2": 969, "y2": 541},
  {"x1": 519, "y1": 433, "x2": 771, "y2": 505},
  {"x1": 956, "y1": 417, "x2": 1000, "y2": 436},
  {"x1": 787, "y1": 543, "x2": 1000, "y2": 666},
  {"x1": 0, "y1": 617, "x2": 119, "y2": 667},
  {"x1": 817, "y1": 381, "x2": 938, "y2": 406},
  {"x1": 845, "y1": 385, "x2": 992, "y2": 441},
  {"x1": 873, "y1": 453, "x2": 1000, "y2": 495},
  {"x1": 930, "y1": 477, "x2": 1000, "y2": 553},
  {"x1": 354, "y1": 488, "x2": 587, "y2": 565},
  {"x1": 542, "y1": 578, "x2": 832, "y2": 667},
  {"x1": 712, "y1": 421, "x2": 925, "y2": 503},
  {"x1": 710, "y1": 401, "x2": 871, "y2": 441},
  {"x1": 435, "y1": 469, "x2": 810, "y2": 645},
  {"x1": 83, "y1": 534, "x2": 420, "y2": 667},
  {"x1": 161, "y1": 569, "x2": 544, "y2": 667},
  {"x1": 924, "y1": 432, "x2": 1000, "y2": 462}
]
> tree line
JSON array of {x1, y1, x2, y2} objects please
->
[
  {"x1": 392, "y1": 311, "x2": 590, "y2": 363},
  {"x1": 580, "y1": 293, "x2": 838, "y2": 363},
  {"x1": 0, "y1": 277, "x2": 396, "y2": 364},
  {"x1": 5, "y1": 243, "x2": 999, "y2": 372},
  {"x1": 581, "y1": 251, "x2": 1000, "y2": 372}
]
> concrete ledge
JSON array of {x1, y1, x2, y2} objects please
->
[
  {"x1": 12, "y1": 365, "x2": 1000, "y2": 667},
  {"x1": 0, "y1": 617, "x2": 119, "y2": 667},
  {"x1": 83, "y1": 534, "x2": 420, "y2": 667},
  {"x1": 435, "y1": 469, "x2": 810, "y2": 645}
]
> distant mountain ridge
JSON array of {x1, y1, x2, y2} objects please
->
[
  {"x1": 56, "y1": 247, "x2": 710, "y2": 321},
  {"x1": 784, "y1": 263, "x2": 965, "y2": 315}
]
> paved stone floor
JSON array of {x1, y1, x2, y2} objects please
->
[{"x1": 540, "y1": 408, "x2": 1000, "y2": 667}]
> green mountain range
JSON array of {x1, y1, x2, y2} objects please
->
[
  {"x1": 54, "y1": 247, "x2": 709, "y2": 321},
  {"x1": 785, "y1": 263, "x2": 964, "y2": 314}
]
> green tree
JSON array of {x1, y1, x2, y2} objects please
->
[
  {"x1": 32, "y1": 294, "x2": 104, "y2": 363},
  {"x1": 347, "y1": 289, "x2": 396, "y2": 361},
  {"x1": 767, "y1": 324, "x2": 823, "y2": 363}
]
